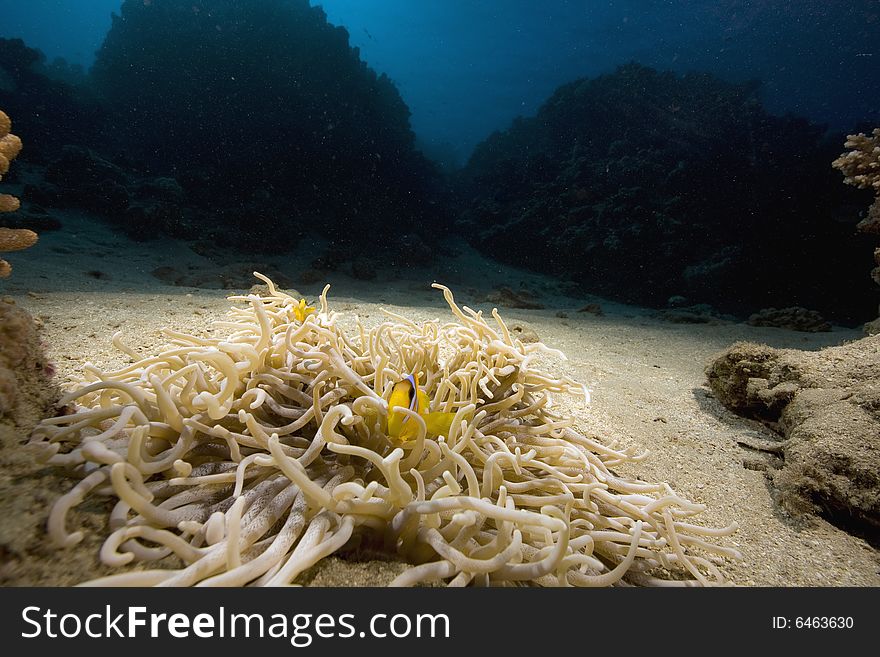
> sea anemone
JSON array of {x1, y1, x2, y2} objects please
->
[{"x1": 30, "y1": 274, "x2": 740, "y2": 586}]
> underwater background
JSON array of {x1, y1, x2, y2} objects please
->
[
  {"x1": 0, "y1": 1, "x2": 879, "y2": 587},
  {"x1": 0, "y1": 0, "x2": 879, "y2": 323}
]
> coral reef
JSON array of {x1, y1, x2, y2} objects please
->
[
  {"x1": 0, "y1": 109, "x2": 36, "y2": 278},
  {"x1": 89, "y1": 0, "x2": 448, "y2": 254},
  {"x1": 3, "y1": 13, "x2": 449, "y2": 267},
  {"x1": 0, "y1": 39, "x2": 104, "y2": 159},
  {"x1": 706, "y1": 339, "x2": 880, "y2": 541},
  {"x1": 459, "y1": 63, "x2": 876, "y2": 324},
  {"x1": 747, "y1": 307, "x2": 831, "y2": 332},
  {"x1": 29, "y1": 275, "x2": 740, "y2": 586},
  {"x1": 833, "y1": 128, "x2": 880, "y2": 333}
]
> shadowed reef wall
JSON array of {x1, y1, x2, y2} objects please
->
[
  {"x1": 89, "y1": 0, "x2": 447, "y2": 253},
  {"x1": 458, "y1": 63, "x2": 876, "y2": 323}
]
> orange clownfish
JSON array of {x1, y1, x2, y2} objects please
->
[{"x1": 387, "y1": 373, "x2": 457, "y2": 442}]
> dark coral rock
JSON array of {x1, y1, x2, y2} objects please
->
[
  {"x1": 215, "y1": 203, "x2": 301, "y2": 254},
  {"x1": 25, "y1": 204, "x2": 48, "y2": 216},
  {"x1": 856, "y1": 200, "x2": 880, "y2": 235},
  {"x1": 123, "y1": 205, "x2": 162, "y2": 241},
  {"x1": 150, "y1": 266, "x2": 182, "y2": 285},
  {"x1": 747, "y1": 307, "x2": 832, "y2": 332},
  {"x1": 45, "y1": 145, "x2": 128, "y2": 188},
  {"x1": 124, "y1": 202, "x2": 201, "y2": 242}
]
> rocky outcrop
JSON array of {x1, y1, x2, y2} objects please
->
[{"x1": 706, "y1": 338, "x2": 880, "y2": 542}]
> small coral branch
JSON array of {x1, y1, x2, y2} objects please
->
[
  {"x1": 0, "y1": 228, "x2": 38, "y2": 278},
  {"x1": 833, "y1": 128, "x2": 880, "y2": 192},
  {"x1": 1, "y1": 109, "x2": 35, "y2": 278},
  {"x1": 833, "y1": 128, "x2": 880, "y2": 333},
  {"x1": 833, "y1": 128, "x2": 880, "y2": 234},
  {"x1": 0, "y1": 111, "x2": 23, "y2": 209}
]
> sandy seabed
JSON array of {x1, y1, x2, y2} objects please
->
[{"x1": 0, "y1": 211, "x2": 877, "y2": 586}]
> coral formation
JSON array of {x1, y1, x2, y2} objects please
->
[
  {"x1": 459, "y1": 63, "x2": 875, "y2": 323},
  {"x1": 0, "y1": 109, "x2": 36, "y2": 278},
  {"x1": 706, "y1": 339, "x2": 880, "y2": 541},
  {"x1": 833, "y1": 128, "x2": 880, "y2": 333},
  {"x1": 832, "y1": 129, "x2": 880, "y2": 197},
  {"x1": 747, "y1": 307, "x2": 831, "y2": 332},
  {"x1": 0, "y1": 228, "x2": 36, "y2": 278},
  {"x1": 0, "y1": 111, "x2": 22, "y2": 194},
  {"x1": 30, "y1": 275, "x2": 740, "y2": 586}
]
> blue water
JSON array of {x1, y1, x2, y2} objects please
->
[
  {"x1": 3, "y1": 0, "x2": 877, "y2": 161},
  {"x1": 1, "y1": 0, "x2": 879, "y2": 325}
]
